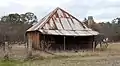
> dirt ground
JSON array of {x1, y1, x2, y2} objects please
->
[{"x1": 1, "y1": 42, "x2": 120, "y2": 66}]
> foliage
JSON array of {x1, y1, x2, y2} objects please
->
[{"x1": 0, "y1": 12, "x2": 38, "y2": 24}]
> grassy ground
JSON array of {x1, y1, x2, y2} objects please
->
[{"x1": 1, "y1": 42, "x2": 120, "y2": 66}]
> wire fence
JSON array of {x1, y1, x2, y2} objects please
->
[{"x1": 0, "y1": 41, "x2": 28, "y2": 60}]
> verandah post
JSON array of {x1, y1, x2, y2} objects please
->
[
  {"x1": 64, "y1": 36, "x2": 66, "y2": 50},
  {"x1": 93, "y1": 35, "x2": 95, "y2": 52}
]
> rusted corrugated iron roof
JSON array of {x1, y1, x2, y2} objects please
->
[{"x1": 27, "y1": 7, "x2": 99, "y2": 36}]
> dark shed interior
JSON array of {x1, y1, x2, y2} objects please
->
[{"x1": 39, "y1": 34, "x2": 94, "y2": 51}]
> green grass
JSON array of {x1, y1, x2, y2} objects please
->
[
  {"x1": 0, "y1": 61, "x2": 16, "y2": 66},
  {"x1": 0, "y1": 60, "x2": 20, "y2": 66},
  {"x1": 0, "y1": 53, "x2": 100, "y2": 66},
  {"x1": 0, "y1": 58, "x2": 27, "y2": 66}
]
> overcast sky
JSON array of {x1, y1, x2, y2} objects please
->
[{"x1": 1, "y1": 0, "x2": 120, "y2": 22}]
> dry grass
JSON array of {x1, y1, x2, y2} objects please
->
[
  {"x1": 1, "y1": 42, "x2": 120, "y2": 66},
  {"x1": 21, "y1": 42, "x2": 120, "y2": 66}
]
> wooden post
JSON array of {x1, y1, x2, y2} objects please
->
[
  {"x1": 64, "y1": 36, "x2": 66, "y2": 50},
  {"x1": 93, "y1": 41, "x2": 95, "y2": 52},
  {"x1": 43, "y1": 35, "x2": 45, "y2": 51},
  {"x1": 100, "y1": 43, "x2": 102, "y2": 49},
  {"x1": 27, "y1": 34, "x2": 32, "y2": 57},
  {"x1": 4, "y1": 41, "x2": 9, "y2": 59},
  {"x1": 93, "y1": 36, "x2": 95, "y2": 52}
]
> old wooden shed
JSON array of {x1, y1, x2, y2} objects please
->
[{"x1": 26, "y1": 7, "x2": 99, "y2": 51}]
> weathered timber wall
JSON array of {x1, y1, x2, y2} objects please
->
[{"x1": 27, "y1": 31, "x2": 40, "y2": 50}]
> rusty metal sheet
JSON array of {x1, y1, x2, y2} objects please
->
[
  {"x1": 88, "y1": 31, "x2": 99, "y2": 35},
  {"x1": 72, "y1": 19, "x2": 84, "y2": 30},
  {"x1": 55, "y1": 30, "x2": 63, "y2": 35},
  {"x1": 43, "y1": 23, "x2": 49, "y2": 29},
  {"x1": 57, "y1": 9, "x2": 64, "y2": 18},
  {"x1": 67, "y1": 31, "x2": 78, "y2": 36},
  {"x1": 53, "y1": 15, "x2": 63, "y2": 30},
  {"x1": 60, "y1": 18, "x2": 72, "y2": 30},
  {"x1": 39, "y1": 29, "x2": 99, "y2": 36},
  {"x1": 39, "y1": 30, "x2": 59, "y2": 35},
  {"x1": 67, "y1": 18, "x2": 75, "y2": 30},
  {"x1": 49, "y1": 19, "x2": 56, "y2": 29},
  {"x1": 60, "y1": 30, "x2": 72, "y2": 35},
  {"x1": 75, "y1": 31, "x2": 93, "y2": 36}
]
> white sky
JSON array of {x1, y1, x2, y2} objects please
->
[{"x1": 0, "y1": 0, "x2": 120, "y2": 22}]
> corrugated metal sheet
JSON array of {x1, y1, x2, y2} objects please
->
[
  {"x1": 39, "y1": 29, "x2": 99, "y2": 36},
  {"x1": 27, "y1": 7, "x2": 99, "y2": 36}
]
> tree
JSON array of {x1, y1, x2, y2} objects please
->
[
  {"x1": 20, "y1": 14, "x2": 27, "y2": 24},
  {"x1": 112, "y1": 17, "x2": 120, "y2": 24},
  {"x1": 8, "y1": 13, "x2": 21, "y2": 24},
  {"x1": 0, "y1": 12, "x2": 38, "y2": 24},
  {"x1": 116, "y1": 18, "x2": 120, "y2": 24},
  {"x1": 25, "y1": 12, "x2": 38, "y2": 25},
  {"x1": 0, "y1": 13, "x2": 21, "y2": 24},
  {"x1": 0, "y1": 16, "x2": 9, "y2": 23}
]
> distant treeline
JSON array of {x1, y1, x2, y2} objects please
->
[
  {"x1": 0, "y1": 12, "x2": 37, "y2": 42},
  {"x1": 84, "y1": 17, "x2": 120, "y2": 42}
]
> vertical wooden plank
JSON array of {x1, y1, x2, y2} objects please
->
[
  {"x1": 36, "y1": 32, "x2": 40, "y2": 49},
  {"x1": 30, "y1": 32, "x2": 40, "y2": 50},
  {"x1": 34, "y1": 32, "x2": 37, "y2": 49}
]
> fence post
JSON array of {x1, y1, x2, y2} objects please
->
[
  {"x1": 4, "y1": 41, "x2": 9, "y2": 60},
  {"x1": 27, "y1": 36, "x2": 32, "y2": 58}
]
